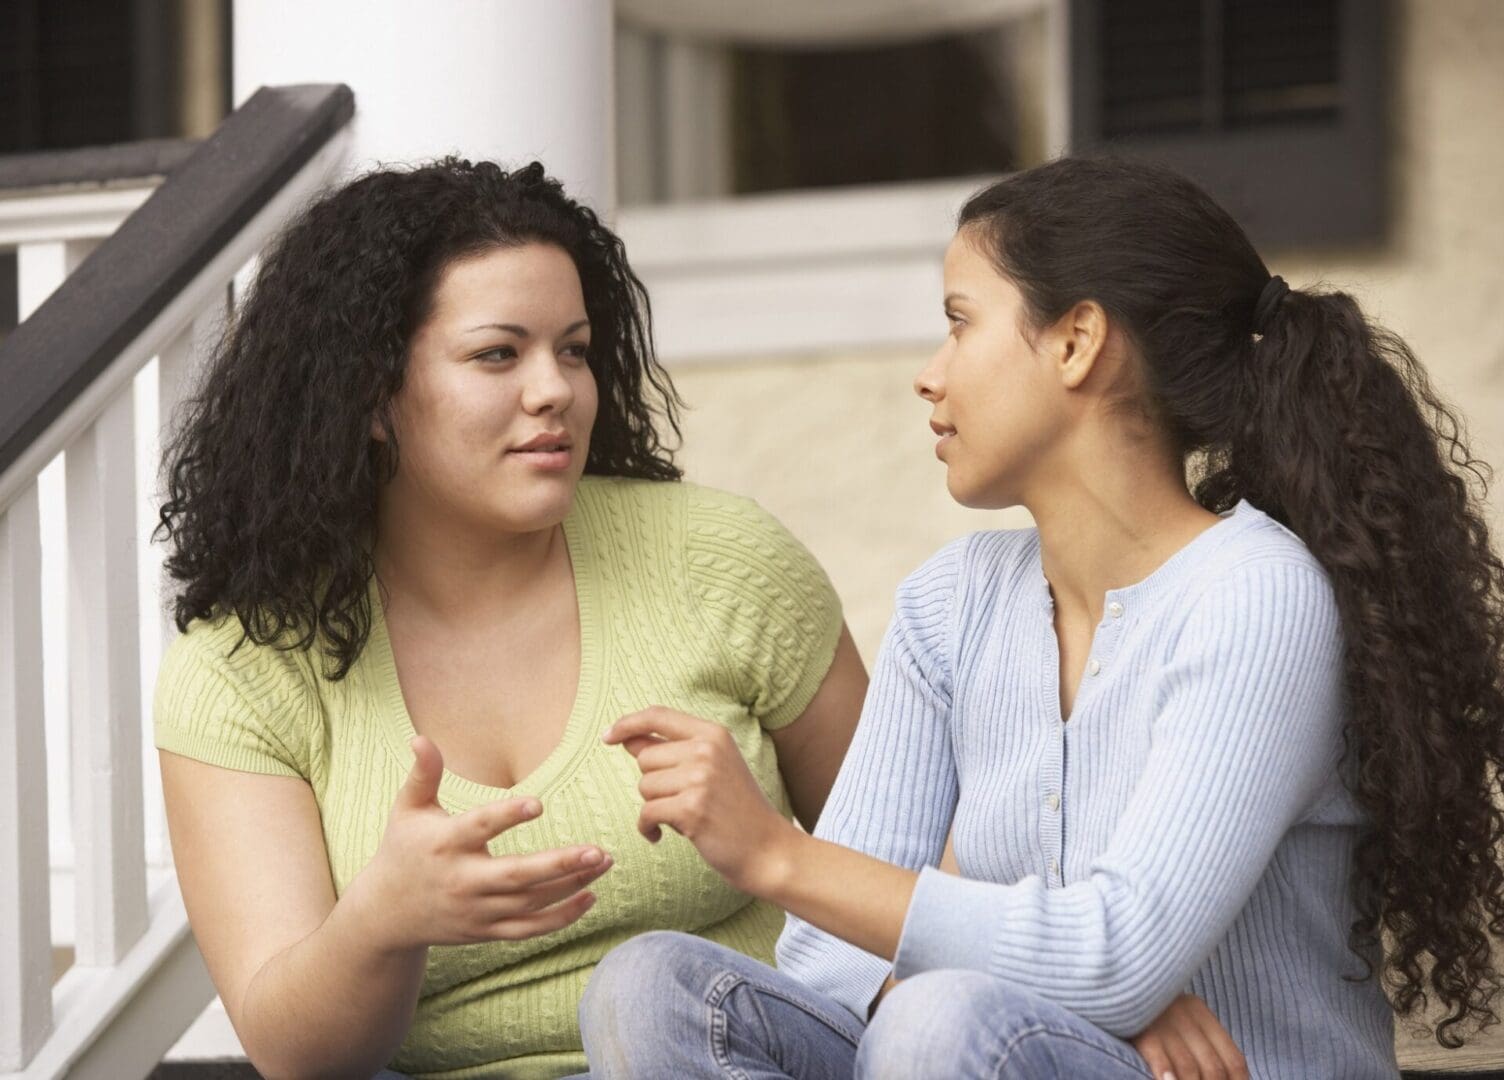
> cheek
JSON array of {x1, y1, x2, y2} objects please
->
[
  {"x1": 398, "y1": 376, "x2": 510, "y2": 469},
  {"x1": 575, "y1": 370, "x2": 601, "y2": 432}
]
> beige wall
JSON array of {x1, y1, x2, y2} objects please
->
[{"x1": 665, "y1": 0, "x2": 1504, "y2": 663}]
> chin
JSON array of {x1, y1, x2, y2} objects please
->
[
  {"x1": 493, "y1": 476, "x2": 580, "y2": 533},
  {"x1": 946, "y1": 472, "x2": 1014, "y2": 511}
]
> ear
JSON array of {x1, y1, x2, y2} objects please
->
[
  {"x1": 370, "y1": 409, "x2": 390, "y2": 443},
  {"x1": 1051, "y1": 300, "x2": 1109, "y2": 390}
]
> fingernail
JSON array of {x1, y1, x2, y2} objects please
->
[
  {"x1": 1163, "y1": 1072, "x2": 1177, "y2": 1080},
  {"x1": 521, "y1": 799, "x2": 540, "y2": 816},
  {"x1": 580, "y1": 848, "x2": 602, "y2": 865}
]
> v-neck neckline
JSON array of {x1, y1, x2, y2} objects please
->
[{"x1": 366, "y1": 506, "x2": 604, "y2": 809}]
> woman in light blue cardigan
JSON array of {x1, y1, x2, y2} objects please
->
[{"x1": 579, "y1": 158, "x2": 1504, "y2": 1079}]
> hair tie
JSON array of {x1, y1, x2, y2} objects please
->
[{"x1": 1252, "y1": 275, "x2": 1290, "y2": 335}]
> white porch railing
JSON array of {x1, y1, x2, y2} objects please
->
[{"x1": 0, "y1": 85, "x2": 354, "y2": 1080}]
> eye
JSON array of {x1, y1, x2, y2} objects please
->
[
  {"x1": 945, "y1": 311, "x2": 966, "y2": 335},
  {"x1": 560, "y1": 342, "x2": 591, "y2": 364},
  {"x1": 474, "y1": 345, "x2": 518, "y2": 364}
]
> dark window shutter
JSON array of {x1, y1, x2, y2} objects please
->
[{"x1": 1071, "y1": 0, "x2": 1386, "y2": 249}]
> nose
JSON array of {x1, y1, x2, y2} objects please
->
[
  {"x1": 914, "y1": 342, "x2": 948, "y2": 402},
  {"x1": 520, "y1": 349, "x2": 576, "y2": 415}
]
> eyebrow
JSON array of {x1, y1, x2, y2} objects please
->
[
  {"x1": 464, "y1": 319, "x2": 591, "y2": 337},
  {"x1": 944, "y1": 292, "x2": 974, "y2": 307}
]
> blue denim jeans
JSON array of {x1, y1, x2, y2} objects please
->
[
  {"x1": 579, "y1": 931, "x2": 1156, "y2": 1079},
  {"x1": 374, "y1": 1070, "x2": 588, "y2": 1078}
]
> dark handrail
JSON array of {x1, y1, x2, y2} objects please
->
[{"x1": 0, "y1": 83, "x2": 354, "y2": 482}]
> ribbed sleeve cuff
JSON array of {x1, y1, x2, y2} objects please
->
[
  {"x1": 894, "y1": 866, "x2": 1003, "y2": 979},
  {"x1": 826, "y1": 946, "x2": 893, "y2": 1022},
  {"x1": 777, "y1": 932, "x2": 893, "y2": 1023},
  {"x1": 759, "y1": 600, "x2": 844, "y2": 731},
  {"x1": 155, "y1": 725, "x2": 303, "y2": 779}
]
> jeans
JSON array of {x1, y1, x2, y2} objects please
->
[
  {"x1": 373, "y1": 1069, "x2": 590, "y2": 1078},
  {"x1": 578, "y1": 931, "x2": 1155, "y2": 1079}
]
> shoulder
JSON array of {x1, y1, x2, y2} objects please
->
[
  {"x1": 155, "y1": 612, "x2": 324, "y2": 778},
  {"x1": 895, "y1": 527, "x2": 1039, "y2": 615},
  {"x1": 1166, "y1": 503, "x2": 1342, "y2": 658},
  {"x1": 885, "y1": 528, "x2": 1037, "y2": 683},
  {"x1": 572, "y1": 475, "x2": 819, "y2": 573},
  {"x1": 158, "y1": 614, "x2": 321, "y2": 729},
  {"x1": 675, "y1": 480, "x2": 825, "y2": 578},
  {"x1": 1189, "y1": 503, "x2": 1336, "y2": 613}
]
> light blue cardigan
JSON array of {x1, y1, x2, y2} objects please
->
[{"x1": 777, "y1": 502, "x2": 1398, "y2": 1079}]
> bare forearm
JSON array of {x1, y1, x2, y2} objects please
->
[
  {"x1": 237, "y1": 885, "x2": 426, "y2": 1079},
  {"x1": 757, "y1": 827, "x2": 917, "y2": 961}
]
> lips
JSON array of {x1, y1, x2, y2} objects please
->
[
  {"x1": 511, "y1": 431, "x2": 572, "y2": 453},
  {"x1": 930, "y1": 419, "x2": 956, "y2": 459}
]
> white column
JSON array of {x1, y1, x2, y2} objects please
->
[{"x1": 233, "y1": 0, "x2": 616, "y2": 216}]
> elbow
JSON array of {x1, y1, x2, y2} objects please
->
[
  {"x1": 1078, "y1": 963, "x2": 1185, "y2": 1038},
  {"x1": 237, "y1": 1016, "x2": 392, "y2": 1080}
]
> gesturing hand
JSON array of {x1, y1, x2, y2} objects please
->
[
  {"x1": 349, "y1": 736, "x2": 613, "y2": 951},
  {"x1": 1132, "y1": 993, "x2": 1249, "y2": 1080},
  {"x1": 603, "y1": 706, "x2": 795, "y2": 895}
]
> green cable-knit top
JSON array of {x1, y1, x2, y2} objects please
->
[{"x1": 154, "y1": 477, "x2": 844, "y2": 1079}]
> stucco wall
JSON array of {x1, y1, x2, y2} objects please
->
[{"x1": 666, "y1": 0, "x2": 1504, "y2": 662}]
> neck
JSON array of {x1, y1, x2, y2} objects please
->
[
  {"x1": 372, "y1": 491, "x2": 567, "y2": 624},
  {"x1": 1023, "y1": 430, "x2": 1219, "y2": 623}
]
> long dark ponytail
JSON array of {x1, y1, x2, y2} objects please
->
[{"x1": 960, "y1": 156, "x2": 1504, "y2": 1045}]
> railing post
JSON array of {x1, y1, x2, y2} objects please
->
[
  {"x1": 66, "y1": 387, "x2": 148, "y2": 967},
  {"x1": 0, "y1": 482, "x2": 52, "y2": 1071},
  {"x1": 18, "y1": 237, "x2": 100, "y2": 931}
]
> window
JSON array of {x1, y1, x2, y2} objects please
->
[
  {"x1": 617, "y1": 13, "x2": 1056, "y2": 207},
  {"x1": 1069, "y1": 0, "x2": 1385, "y2": 248}
]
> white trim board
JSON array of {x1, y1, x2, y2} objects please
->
[{"x1": 617, "y1": 177, "x2": 992, "y2": 364}]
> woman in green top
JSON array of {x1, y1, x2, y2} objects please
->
[{"x1": 152, "y1": 158, "x2": 869, "y2": 1079}]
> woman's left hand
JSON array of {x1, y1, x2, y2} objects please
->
[
  {"x1": 1131, "y1": 993, "x2": 1248, "y2": 1080},
  {"x1": 603, "y1": 706, "x2": 796, "y2": 894}
]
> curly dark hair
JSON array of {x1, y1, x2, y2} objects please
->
[
  {"x1": 158, "y1": 158, "x2": 683, "y2": 678},
  {"x1": 960, "y1": 156, "x2": 1504, "y2": 1046}
]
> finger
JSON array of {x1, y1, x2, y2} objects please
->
[
  {"x1": 1161, "y1": 1032, "x2": 1201, "y2": 1080},
  {"x1": 621, "y1": 734, "x2": 664, "y2": 758},
  {"x1": 1184, "y1": 1001, "x2": 1247, "y2": 1079},
  {"x1": 476, "y1": 844, "x2": 610, "y2": 893},
  {"x1": 489, "y1": 888, "x2": 598, "y2": 941},
  {"x1": 604, "y1": 707, "x2": 714, "y2": 747},
  {"x1": 1132, "y1": 1035, "x2": 1173, "y2": 1080},
  {"x1": 454, "y1": 796, "x2": 543, "y2": 845},
  {"x1": 485, "y1": 861, "x2": 613, "y2": 917},
  {"x1": 1173, "y1": 1013, "x2": 1228, "y2": 1080},
  {"x1": 397, "y1": 736, "x2": 444, "y2": 809},
  {"x1": 638, "y1": 765, "x2": 704, "y2": 803},
  {"x1": 625, "y1": 737, "x2": 698, "y2": 776},
  {"x1": 638, "y1": 793, "x2": 694, "y2": 844}
]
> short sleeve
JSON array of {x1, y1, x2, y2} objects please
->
[
  {"x1": 684, "y1": 486, "x2": 844, "y2": 731},
  {"x1": 153, "y1": 617, "x2": 315, "y2": 779}
]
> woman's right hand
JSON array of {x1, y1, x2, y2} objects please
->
[
  {"x1": 1131, "y1": 993, "x2": 1248, "y2": 1080},
  {"x1": 347, "y1": 735, "x2": 612, "y2": 951}
]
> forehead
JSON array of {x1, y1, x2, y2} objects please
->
[
  {"x1": 943, "y1": 229, "x2": 1001, "y2": 281},
  {"x1": 428, "y1": 242, "x2": 583, "y2": 321}
]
